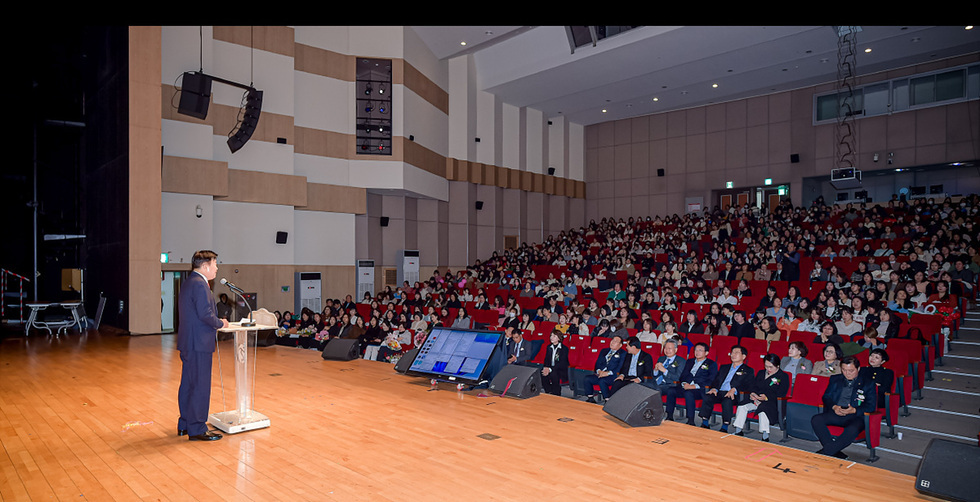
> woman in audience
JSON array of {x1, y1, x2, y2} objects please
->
[
  {"x1": 824, "y1": 296, "x2": 842, "y2": 322},
  {"x1": 716, "y1": 286, "x2": 738, "y2": 306},
  {"x1": 755, "y1": 317, "x2": 781, "y2": 342},
  {"x1": 705, "y1": 314, "x2": 729, "y2": 337},
  {"x1": 451, "y1": 307, "x2": 472, "y2": 329},
  {"x1": 780, "y1": 341, "x2": 813, "y2": 385},
  {"x1": 593, "y1": 318, "x2": 615, "y2": 338},
  {"x1": 766, "y1": 296, "x2": 786, "y2": 322},
  {"x1": 859, "y1": 326, "x2": 888, "y2": 350},
  {"x1": 776, "y1": 305, "x2": 802, "y2": 339},
  {"x1": 860, "y1": 347, "x2": 894, "y2": 410},
  {"x1": 850, "y1": 296, "x2": 869, "y2": 325},
  {"x1": 784, "y1": 286, "x2": 802, "y2": 308},
  {"x1": 812, "y1": 342, "x2": 843, "y2": 376},
  {"x1": 636, "y1": 318, "x2": 658, "y2": 343},
  {"x1": 732, "y1": 353, "x2": 789, "y2": 442},
  {"x1": 813, "y1": 321, "x2": 844, "y2": 345},
  {"x1": 834, "y1": 307, "x2": 863, "y2": 338}
]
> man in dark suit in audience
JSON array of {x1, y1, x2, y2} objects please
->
[
  {"x1": 665, "y1": 342, "x2": 717, "y2": 424},
  {"x1": 811, "y1": 356, "x2": 877, "y2": 459},
  {"x1": 611, "y1": 336, "x2": 655, "y2": 395},
  {"x1": 540, "y1": 329, "x2": 569, "y2": 396},
  {"x1": 583, "y1": 334, "x2": 625, "y2": 403},
  {"x1": 651, "y1": 338, "x2": 686, "y2": 402},
  {"x1": 697, "y1": 345, "x2": 754, "y2": 432},
  {"x1": 506, "y1": 329, "x2": 531, "y2": 365}
]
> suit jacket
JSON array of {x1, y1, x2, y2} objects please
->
[
  {"x1": 678, "y1": 357, "x2": 718, "y2": 389},
  {"x1": 822, "y1": 373, "x2": 878, "y2": 413},
  {"x1": 177, "y1": 271, "x2": 224, "y2": 353},
  {"x1": 594, "y1": 347, "x2": 625, "y2": 375},
  {"x1": 506, "y1": 338, "x2": 531, "y2": 365},
  {"x1": 859, "y1": 365, "x2": 894, "y2": 409},
  {"x1": 779, "y1": 356, "x2": 814, "y2": 382},
  {"x1": 708, "y1": 362, "x2": 755, "y2": 402},
  {"x1": 543, "y1": 343, "x2": 570, "y2": 373},
  {"x1": 729, "y1": 321, "x2": 755, "y2": 340},
  {"x1": 747, "y1": 368, "x2": 791, "y2": 420},
  {"x1": 618, "y1": 350, "x2": 655, "y2": 381},
  {"x1": 653, "y1": 354, "x2": 686, "y2": 386}
]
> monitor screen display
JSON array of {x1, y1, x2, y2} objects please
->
[{"x1": 405, "y1": 327, "x2": 503, "y2": 385}]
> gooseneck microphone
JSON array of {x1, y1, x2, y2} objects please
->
[{"x1": 220, "y1": 278, "x2": 244, "y2": 293}]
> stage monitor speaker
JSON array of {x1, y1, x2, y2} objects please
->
[
  {"x1": 380, "y1": 216, "x2": 389, "y2": 227},
  {"x1": 915, "y1": 438, "x2": 980, "y2": 501},
  {"x1": 321, "y1": 338, "x2": 360, "y2": 361},
  {"x1": 602, "y1": 383, "x2": 664, "y2": 427},
  {"x1": 276, "y1": 231, "x2": 288, "y2": 244},
  {"x1": 394, "y1": 348, "x2": 420, "y2": 374},
  {"x1": 249, "y1": 329, "x2": 277, "y2": 347},
  {"x1": 177, "y1": 72, "x2": 212, "y2": 120},
  {"x1": 488, "y1": 364, "x2": 541, "y2": 399}
]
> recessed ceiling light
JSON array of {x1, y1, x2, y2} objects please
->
[
  {"x1": 460, "y1": 41, "x2": 467, "y2": 46},
  {"x1": 966, "y1": 26, "x2": 974, "y2": 30},
  {"x1": 864, "y1": 48, "x2": 872, "y2": 53},
  {"x1": 652, "y1": 97, "x2": 659, "y2": 102},
  {"x1": 712, "y1": 83, "x2": 719, "y2": 88},
  {"x1": 602, "y1": 109, "x2": 608, "y2": 113}
]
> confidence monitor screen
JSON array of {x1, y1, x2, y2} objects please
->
[{"x1": 406, "y1": 327, "x2": 503, "y2": 385}]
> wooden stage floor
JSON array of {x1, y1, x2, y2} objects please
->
[{"x1": 0, "y1": 331, "x2": 937, "y2": 501}]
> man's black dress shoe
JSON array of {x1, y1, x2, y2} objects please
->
[
  {"x1": 832, "y1": 451, "x2": 848, "y2": 460},
  {"x1": 188, "y1": 431, "x2": 223, "y2": 441},
  {"x1": 178, "y1": 429, "x2": 188, "y2": 436},
  {"x1": 585, "y1": 396, "x2": 597, "y2": 403}
]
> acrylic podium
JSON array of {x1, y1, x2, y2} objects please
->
[{"x1": 209, "y1": 308, "x2": 277, "y2": 434}]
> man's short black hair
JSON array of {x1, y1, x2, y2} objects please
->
[{"x1": 192, "y1": 250, "x2": 218, "y2": 269}]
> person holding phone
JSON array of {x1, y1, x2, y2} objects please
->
[{"x1": 810, "y1": 356, "x2": 877, "y2": 459}]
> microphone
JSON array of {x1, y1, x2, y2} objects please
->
[{"x1": 220, "y1": 278, "x2": 244, "y2": 293}]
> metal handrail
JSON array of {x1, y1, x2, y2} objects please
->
[{"x1": 1, "y1": 268, "x2": 31, "y2": 323}]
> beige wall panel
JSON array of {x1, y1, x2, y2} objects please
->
[
  {"x1": 403, "y1": 138, "x2": 443, "y2": 177},
  {"x1": 294, "y1": 126, "x2": 350, "y2": 159},
  {"x1": 217, "y1": 169, "x2": 307, "y2": 206},
  {"x1": 401, "y1": 60, "x2": 449, "y2": 115},
  {"x1": 213, "y1": 264, "x2": 355, "y2": 314},
  {"x1": 213, "y1": 26, "x2": 295, "y2": 57},
  {"x1": 302, "y1": 183, "x2": 367, "y2": 214},
  {"x1": 294, "y1": 43, "x2": 353, "y2": 80},
  {"x1": 162, "y1": 156, "x2": 229, "y2": 196}
]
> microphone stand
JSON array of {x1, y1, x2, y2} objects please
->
[{"x1": 226, "y1": 286, "x2": 255, "y2": 327}]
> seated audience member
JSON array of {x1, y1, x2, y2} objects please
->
[
  {"x1": 766, "y1": 297, "x2": 786, "y2": 322},
  {"x1": 705, "y1": 314, "x2": 730, "y2": 337},
  {"x1": 678, "y1": 309, "x2": 705, "y2": 335},
  {"x1": 611, "y1": 336, "x2": 656, "y2": 395},
  {"x1": 780, "y1": 341, "x2": 813, "y2": 385},
  {"x1": 732, "y1": 353, "x2": 790, "y2": 441},
  {"x1": 451, "y1": 307, "x2": 472, "y2": 329},
  {"x1": 813, "y1": 342, "x2": 844, "y2": 376},
  {"x1": 729, "y1": 310, "x2": 755, "y2": 341},
  {"x1": 583, "y1": 334, "x2": 626, "y2": 403},
  {"x1": 798, "y1": 308, "x2": 824, "y2": 334},
  {"x1": 810, "y1": 356, "x2": 877, "y2": 459},
  {"x1": 657, "y1": 321, "x2": 681, "y2": 345},
  {"x1": 540, "y1": 330, "x2": 569, "y2": 396},
  {"x1": 813, "y1": 321, "x2": 845, "y2": 346},
  {"x1": 859, "y1": 326, "x2": 887, "y2": 350},
  {"x1": 860, "y1": 348, "x2": 894, "y2": 410},
  {"x1": 636, "y1": 318, "x2": 658, "y2": 343},
  {"x1": 834, "y1": 307, "x2": 863, "y2": 338},
  {"x1": 872, "y1": 308, "x2": 900, "y2": 339},
  {"x1": 665, "y1": 342, "x2": 718, "y2": 425},
  {"x1": 506, "y1": 329, "x2": 531, "y2": 366},
  {"x1": 754, "y1": 317, "x2": 781, "y2": 342},
  {"x1": 697, "y1": 345, "x2": 754, "y2": 432},
  {"x1": 776, "y1": 305, "x2": 802, "y2": 339},
  {"x1": 651, "y1": 339, "x2": 686, "y2": 399}
]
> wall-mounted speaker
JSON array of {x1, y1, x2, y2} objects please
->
[
  {"x1": 177, "y1": 72, "x2": 212, "y2": 120},
  {"x1": 227, "y1": 88, "x2": 263, "y2": 153},
  {"x1": 790, "y1": 153, "x2": 800, "y2": 163},
  {"x1": 547, "y1": 167, "x2": 556, "y2": 175},
  {"x1": 657, "y1": 169, "x2": 665, "y2": 177},
  {"x1": 380, "y1": 217, "x2": 389, "y2": 227},
  {"x1": 475, "y1": 201, "x2": 484, "y2": 210},
  {"x1": 276, "y1": 231, "x2": 288, "y2": 244}
]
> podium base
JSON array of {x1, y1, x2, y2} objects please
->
[{"x1": 208, "y1": 410, "x2": 271, "y2": 434}]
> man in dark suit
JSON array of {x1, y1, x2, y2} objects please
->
[
  {"x1": 611, "y1": 336, "x2": 655, "y2": 395},
  {"x1": 728, "y1": 310, "x2": 754, "y2": 341},
  {"x1": 697, "y1": 345, "x2": 754, "y2": 432},
  {"x1": 506, "y1": 330, "x2": 531, "y2": 365},
  {"x1": 651, "y1": 338, "x2": 686, "y2": 399},
  {"x1": 665, "y1": 342, "x2": 717, "y2": 424},
  {"x1": 584, "y1": 334, "x2": 625, "y2": 403},
  {"x1": 177, "y1": 250, "x2": 229, "y2": 442},
  {"x1": 540, "y1": 329, "x2": 569, "y2": 396},
  {"x1": 811, "y1": 356, "x2": 878, "y2": 459}
]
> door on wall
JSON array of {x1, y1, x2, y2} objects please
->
[
  {"x1": 720, "y1": 194, "x2": 732, "y2": 211},
  {"x1": 161, "y1": 271, "x2": 186, "y2": 334},
  {"x1": 736, "y1": 192, "x2": 749, "y2": 207}
]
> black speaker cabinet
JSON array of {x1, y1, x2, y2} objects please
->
[
  {"x1": 380, "y1": 216, "x2": 390, "y2": 227},
  {"x1": 276, "y1": 231, "x2": 288, "y2": 244},
  {"x1": 177, "y1": 72, "x2": 212, "y2": 120},
  {"x1": 321, "y1": 338, "x2": 360, "y2": 361},
  {"x1": 394, "y1": 348, "x2": 419, "y2": 374},
  {"x1": 603, "y1": 383, "x2": 664, "y2": 427},
  {"x1": 790, "y1": 153, "x2": 800, "y2": 163},
  {"x1": 656, "y1": 168, "x2": 665, "y2": 177},
  {"x1": 489, "y1": 364, "x2": 541, "y2": 399},
  {"x1": 248, "y1": 329, "x2": 277, "y2": 347},
  {"x1": 915, "y1": 438, "x2": 980, "y2": 501}
]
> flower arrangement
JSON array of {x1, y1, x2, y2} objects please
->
[
  {"x1": 937, "y1": 306, "x2": 960, "y2": 328},
  {"x1": 769, "y1": 378, "x2": 781, "y2": 386}
]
